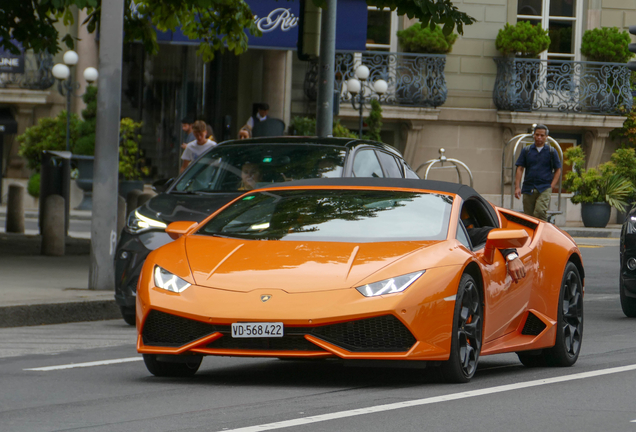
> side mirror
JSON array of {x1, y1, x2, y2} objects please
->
[
  {"x1": 152, "y1": 178, "x2": 174, "y2": 193},
  {"x1": 165, "y1": 221, "x2": 198, "y2": 240},
  {"x1": 484, "y1": 229, "x2": 529, "y2": 264}
]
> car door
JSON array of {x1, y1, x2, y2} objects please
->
[{"x1": 460, "y1": 198, "x2": 534, "y2": 342}]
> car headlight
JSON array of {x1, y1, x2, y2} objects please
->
[
  {"x1": 355, "y1": 270, "x2": 425, "y2": 297},
  {"x1": 154, "y1": 266, "x2": 191, "y2": 293},
  {"x1": 127, "y1": 210, "x2": 167, "y2": 234}
]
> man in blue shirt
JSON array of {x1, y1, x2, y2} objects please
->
[{"x1": 514, "y1": 124, "x2": 561, "y2": 221}]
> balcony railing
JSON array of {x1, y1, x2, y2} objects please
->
[
  {"x1": 493, "y1": 58, "x2": 633, "y2": 115},
  {"x1": 0, "y1": 51, "x2": 55, "y2": 90},
  {"x1": 304, "y1": 51, "x2": 448, "y2": 108}
]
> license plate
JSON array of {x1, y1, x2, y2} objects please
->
[{"x1": 231, "y1": 322, "x2": 284, "y2": 338}]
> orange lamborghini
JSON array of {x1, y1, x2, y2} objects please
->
[{"x1": 136, "y1": 178, "x2": 584, "y2": 383}]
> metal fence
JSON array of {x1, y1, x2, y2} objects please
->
[
  {"x1": 493, "y1": 57, "x2": 633, "y2": 115},
  {"x1": 304, "y1": 51, "x2": 448, "y2": 108},
  {"x1": 0, "y1": 51, "x2": 55, "y2": 90}
]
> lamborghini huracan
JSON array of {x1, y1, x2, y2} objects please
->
[{"x1": 136, "y1": 178, "x2": 585, "y2": 383}]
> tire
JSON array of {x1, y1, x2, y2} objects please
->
[
  {"x1": 516, "y1": 351, "x2": 546, "y2": 367},
  {"x1": 441, "y1": 273, "x2": 483, "y2": 383},
  {"x1": 619, "y1": 275, "x2": 636, "y2": 318},
  {"x1": 120, "y1": 306, "x2": 136, "y2": 326},
  {"x1": 143, "y1": 354, "x2": 202, "y2": 377}
]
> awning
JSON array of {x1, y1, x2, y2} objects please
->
[
  {"x1": 0, "y1": 108, "x2": 17, "y2": 134},
  {"x1": 155, "y1": 0, "x2": 368, "y2": 51}
]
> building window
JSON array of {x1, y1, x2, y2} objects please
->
[
  {"x1": 517, "y1": 0, "x2": 583, "y2": 61},
  {"x1": 366, "y1": 7, "x2": 398, "y2": 51}
]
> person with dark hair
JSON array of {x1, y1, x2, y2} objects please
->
[
  {"x1": 181, "y1": 116, "x2": 195, "y2": 146},
  {"x1": 514, "y1": 124, "x2": 561, "y2": 221},
  {"x1": 238, "y1": 103, "x2": 269, "y2": 139},
  {"x1": 180, "y1": 120, "x2": 217, "y2": 173}
]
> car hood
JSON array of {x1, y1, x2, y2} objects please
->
[
  {"x1": 185, "y1": 236, "x2": 441, "y2": 292},
  {"x1": 143, "y1": 192, "x2": 241, "y2": 224}
]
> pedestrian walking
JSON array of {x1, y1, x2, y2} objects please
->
[
  {"x1": 180, "y1": 120, "x2": 217, "y2": 173},
  {"x1": 514, "y1": 124, "x2": 561, "y2": 221}
]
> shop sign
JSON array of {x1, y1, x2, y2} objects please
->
[
  {"x1": 156, "y1": 0, "x2": 367, "y2": 51},
  {"x1": 0, "y1": 41, "x2": 24, "y2": 74}
]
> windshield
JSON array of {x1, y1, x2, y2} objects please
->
[
  {"x1": 198, "y1": 189, "x2": 453, "y2": 242},
  {"x1": 173, "y1": 144, "x2": 347, "y2": 193}
]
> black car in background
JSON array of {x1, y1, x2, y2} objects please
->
[
  {"x1": 115, "y1": 137, "x2": 419, "y2": 324},
  {"x1": 620, "y1": 211, "x2": 636, "y2": 317}
]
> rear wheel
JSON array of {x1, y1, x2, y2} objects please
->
[
  {"x1": 619, "y1": 275, "x2": 636, "y2": 318},
  {"x1": 518, "y1": 262, "x2": 583, "y2": 367},
  {"x1": 441, "y1": 274, "x2": 483, "y2": 383},
  {"x1": 143, "y1": 354, "x2": 202, "y2": 377}
]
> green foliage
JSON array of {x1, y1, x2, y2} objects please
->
[
  {"x1": 74, "y1": 85, "x2": 98, "y2": 156},
  {"x1": 581, "y1": 27, "x2": 632, "y2": 63},
  {"x1": 27, "y1": 173, "x2": 40, "y2": 199},
  {"x1": 290, "y1": 117, "x2": 357, "y2": 138},
  {"x1": 363, "y1": 99, "x2": 383, "y2": 141},
  {"x1": 119, "y1": 118, "x2": 149, "y2": 180},
  {"x1": 333, "y1": 119, "x2": 357, "y2": 138},
  {"x1": 562, "y1": 146, "x2": 633, "y2": 211},
  {"x1": 1, "y1": 0, "x2": 259, "y2": 62},
  {"x1": 17, "y1": 111, "x2": 81, "y2": 171},
  {"x1": 496, "y1": 21, "x2": 550, "y2": 58},
  {"x1": 611, "y1": 103, "x2": 636, "y2": 145},
  {"x1": 396, "y1": 23, "x2": 457, "y2": 54}
]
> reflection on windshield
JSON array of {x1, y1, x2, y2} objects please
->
[
  {"x1": 173, "y1": 144, "x2": 347, "y2": 192},
  {"x1": 199, "y1": 190, "x2": 453, "y2": 242}
]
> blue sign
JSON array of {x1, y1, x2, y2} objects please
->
[
  {"x1": 156, "y1": 0, "x2": 367, "y2": 51},
  {"x1": 0, "y1": 40, "x2": 24, "y2": 73}
]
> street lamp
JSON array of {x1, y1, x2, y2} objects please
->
[
  {"x1": 52, "y1": 51, "x2": 99, "y2": 152},
  {"x1": 346, "y1": 65, "x2": 387, "y2": 138}
]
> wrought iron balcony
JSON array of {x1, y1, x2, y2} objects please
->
[
  {"x1": 0, "y1": 51, "x2": 55, "y2": 90},
  {"x1": 304, "y1": 51, "x2": 448, "y2": 108},
  {"x1": 493, "y1": 57, "x2": 633, "y2": 115}
]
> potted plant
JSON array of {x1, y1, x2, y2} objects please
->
[
  {"x1": 118, "y1": 118, "x2": 149, "y2": 199},
  {"x1": 73, "y1": 85, "x2": 98, "y2": 210},
  {"x1": 396, "y1": 23, "x2": 457, "y2": 105},
  {"x1": 608, "y1": 148, "x2": 636, "y2": 222},
  {"x1": 493, "y1": 21, "x2": 550, "y2": 111},
  {"x1": 563, "y1": 146, "x2": 633, "y2": 227},
  {"x1": 580, "y1": 27, "x2": 633, "y2": 112}
]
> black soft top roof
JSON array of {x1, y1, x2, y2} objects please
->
[
  {"x1": 264, "y1": 178, "x2": 500, "y2": 227},
  {"x1": 266, "y1": 177, "x2": 480, "y2": 200}
]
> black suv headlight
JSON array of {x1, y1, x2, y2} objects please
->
[{"x1": 127, "y1": 209, "x2": 167, "y2": 234}]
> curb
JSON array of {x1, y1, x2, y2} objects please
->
[
  {"x1": 560, "y1": 227, "x2": 621, "y2": 238},
  {"x1": 0, "y1": 300, "x2": 121, "y2": 328},
  {"x1": 0, "y1": 209, "x2": 92, "y2": 221}
]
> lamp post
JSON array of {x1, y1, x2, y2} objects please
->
[
  {"x1": 51, "y1": 50, "x2": 99, "y2": 152},
  {"x1": 346, "y1": 65, "x2": 387, "y2": 139}
]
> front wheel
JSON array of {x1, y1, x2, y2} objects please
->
[
  {"x1": 441, "y1": 273, "x2": 483, "y2": 383},
  {"x1": 143, "y1": 354, "x2": 202, "y2": 377},
  {"x1": 119, "y1": 306, "x2": 136, "y2": 326}
]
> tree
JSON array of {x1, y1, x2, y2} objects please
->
[{"x1": 2, "y1": 0, "x2": 475, "y2": 61}]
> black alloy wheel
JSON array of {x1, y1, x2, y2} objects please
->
[
  {"x1": 143, "y1": 354, "x2": 202, "y2": 377},
  {"x1": 518, "y1": 262, "x2": 583, "y2": 367},
  {"x1": 441, "y1": 273, "x2": 483, "y2": 383}
]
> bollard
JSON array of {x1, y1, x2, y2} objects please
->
[
  {"x1": 6, "y1": 184, "x2": 25, "y2": 233},
  {"x1": 117, "y1": 195, "x2": 127, "y2": 239},
  {"x1": 137, "y1": 192, "x2": 155, "y2": 207},
  {"x1": 125, "y1": 189, "x2": 143, "y2": 217},
  {"x1": 41, "y1": 195, "x2": 65, "y2": 256}
]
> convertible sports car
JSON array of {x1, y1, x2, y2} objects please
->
[{"x1": 136, "y1": 178, "x2": 585, "y2": 383}]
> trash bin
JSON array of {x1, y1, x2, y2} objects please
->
[{"x1": 39, "y1": 150, "x2": 72, "y2": 235}]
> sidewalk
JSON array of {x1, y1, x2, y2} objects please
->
[{"x1": 0, "y1": 206, "x2": 623, "y2": 328}]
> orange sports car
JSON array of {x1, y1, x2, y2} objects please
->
[{"x1": 136, "y1": 178, "x2": 584, "y2": 383}]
